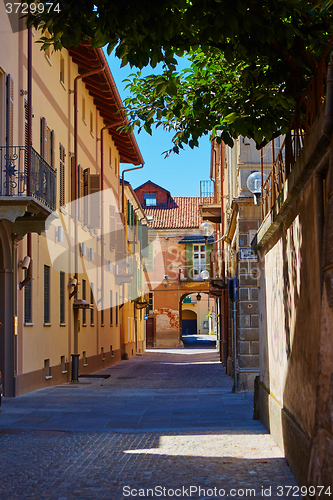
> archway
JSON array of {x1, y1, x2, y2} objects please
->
[
  {"x1": 179, "y1": 291, "x2": 212, "y2": 341},
  {"x1": 182, "y1": 309, "x2": 197, "y2": 335}
]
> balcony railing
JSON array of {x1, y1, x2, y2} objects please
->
[
  {"x1": 0, "y1": 146, "x2": 56, "y2": 211},
  {"x1": 262, "y1": 51, "x2": 330, "y2": 218},
  {"x1": 200, "y1": 180, "x2": 215, "y2": 204}
]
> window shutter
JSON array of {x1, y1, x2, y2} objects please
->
[
  {"x1": 109, "y1": 205, "x2": 116, "y2": 251},
  {"x1": 88, "y1": 173, "x2": 100, "y2": 228},
  {"x1": 186, "y1": 244, "x2": 193, "y2": 281},
  {"x1": 40, "y1": 117, "x2": 47, "y2": 159},
  {"x1": 6, "y1": 74, "x2": 14, "y2": 150},
  {"x1": 50, "y1": 130, "x2": 55, "y2": 170},
  {"x1": 78, "y1": 165, "x2": 84, "y2": 222},
  {"x1": 44, "y1": 265, "x2": 50, "y2": 323},
  {"x1": 59, "y1": 144, "x2": 65, "y2": 207},
  {"x1": 70, "y1": 156, "x2": 76, "y2": 216},
  {"x1": 83, "y1": 167, "x2": 90, "y2": 226},
  {"x1": 24, "y1": 100, "x2": 29, "y2": 177},
  {"x1": 141, "y1": 224, "x2": 148, "y2": 259}
]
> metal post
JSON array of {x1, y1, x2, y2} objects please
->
[
  {"x1": 232, "y1": 299, "x2": 238, "y2": 392},
  {"x1": 71, "y1": 308, "x2": 79, "y2": 382}
]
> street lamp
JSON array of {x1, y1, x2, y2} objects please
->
[
  {"x1": 247, "y1": 171, "x2": 263, "y2": 206},
  {"x1": 199, "y1": 221, "x2": 214, "y2": 280}
]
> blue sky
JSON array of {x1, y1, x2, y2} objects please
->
[{"x1": 105, "y1": 52, "x2": 211, "y2": 197}]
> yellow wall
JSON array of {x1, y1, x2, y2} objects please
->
[{"x1": 0, "y1": 9, "x2": 145, "y2": 389}]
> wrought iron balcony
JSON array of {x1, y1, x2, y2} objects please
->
[{"x1": 0, "y1": 146, "x2": 56, "y2": 211}]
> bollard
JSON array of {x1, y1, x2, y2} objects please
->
[{"x1": 71, "y1": 354, "x2": 80, "y2": 382}]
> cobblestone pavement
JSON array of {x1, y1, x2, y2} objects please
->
[{"x1": 0, "y1": 348, "x2": 297, "y2": 499}]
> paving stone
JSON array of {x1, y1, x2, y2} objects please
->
[{"x1": 0, "y1": 347, "x2": 297, "y2": 498}]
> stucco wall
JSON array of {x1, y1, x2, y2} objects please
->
[{"x1": 258, "y1": 175, "x2": 322, "y2": 482}]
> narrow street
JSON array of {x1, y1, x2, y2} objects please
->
[{"x1": 0, "y1": 348, "x2": 296, "y2": 499}]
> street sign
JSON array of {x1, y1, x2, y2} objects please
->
[{"x1": 239, "y1": 247, "x2": 257, "y2": 260}]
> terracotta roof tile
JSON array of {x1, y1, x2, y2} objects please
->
[{"x1": 144, "y1": 197, "x2": 213, "y2": 229}]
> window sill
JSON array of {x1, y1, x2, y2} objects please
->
[
  {"x1": 43, "y1": 323, "x2": 52, "y2": 327},
  {"x1": 101, "y1": 324, "x2": 105, "y2": 327},
  {"x1": 90, "y1": 324, "x2": 95, "y2": 327},
  {"x1": 90, "y1": 132, "x2": 95, "y2": 139},
  {"x1": 82, "y1": 323, "x2": 87, "y2": 327},
  {"x1": 82, "y1": 118, "x2": 87, "y2": 126},
  {"x1": 83, "y1": 363, "x2": 88, "y2": 367},
  {"x1": 61, "y1": 370, "x2": 67, "y2": 374},
  {"x1": 60, "y1": 206, "x2": 68, "y2": 215},
  {"x1": 24, "y1": 322, "x2": 35, "y2": 327},
  {"x1": 60, "y1": 323, "x2": 66, "y2": 327},
  {"x1": 44, "y1": 54, "x2": 52, "y2": 66},
  {"x1": 60, "y1": 80, "x2": 67, "y2": 91},
  {"x1": 45, "y1": 376, "x2": 52, "y2": 380}
]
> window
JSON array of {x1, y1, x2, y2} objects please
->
[
  {"x1": 144, "y1": 193, "x2": 156, "y2": 206},
  {"x1": 60, "y1": 271, "x2": 65, "y2": 324},
  {"x1": 101, "y1": 305, "x2": 104, "y2": 326},
  {"x1": 116, "y1": 292, "x2": 118, "y2": 326},
  {"x1": 193, "y1": 244, "x2": 206, "y2": 280},
  {"x1": 83, "y1": 351, "x2": 87, "y2": 366},
  {"x1": 146, "y1": 292, "x2": 154, "y2": 314},
  {"x1": 44, "y1": 265, "x2": 50, "y2": 324},
  {"x1": 61, "y1": 355, "x2": 67, "y2": 373},
  {"x1": 24, "y1": 269, "x2": 32, "y2": 323},
  {"x1": 90, "y1": 111, "x2": 94, "y2": 136},
  {"x1": 90, "y1": 282, "x2": 94, "y2": 325},
  {"x1": 60, "y1": 55, "x2": 65, "y2": 86},
  {"x1": 59, "y1": 144, "x2": 65, "y2": 207},
  {"x1": 110, "y1": 290, "x2": 113, "y2": 325},
  {"x1": 82, "y1": 279, "x2": 86, "y2": 325},
  {"x1": 44, "y1": 359, "x2": 51, "y2": 379},
  {"x1": 82, "y1": 97, "x2": 86, "y2": 124}
]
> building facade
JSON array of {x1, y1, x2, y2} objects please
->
[
  {"x1": 135, "y1": 181, "x2": 214, "y2": 347},
  {"x1": 0, "y1": 11, "x2": 146, "y2": 396}
]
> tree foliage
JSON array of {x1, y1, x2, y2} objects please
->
[{"x1": 27, "y1": 0, "x2": 333, "y2": 149}]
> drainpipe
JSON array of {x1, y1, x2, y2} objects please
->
[
  {"x1": 70, "y1": 62, "x2": 106, "y2": 382},
  {"x1": 19, "y1": 27, "x2": 33, "y2": 291},
  {"x1": 121, "y1": 165, "x2": 144, "y2": 215}
]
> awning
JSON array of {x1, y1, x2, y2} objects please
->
[{"x1": 178, "y1": 235, "x2": 214, "y2": 244}]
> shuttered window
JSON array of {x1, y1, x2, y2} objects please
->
[
  {"x1": 115, "y1": 292, "x2": 118, "y2": 326},
  {"x1": 59, "y1": 144, "x2": 65, "y2": 207},
  {"x1": 60, "y1": 271, "x2": 65, "y2": 324},
  {"x1": 82, "y1": 279, "x2": 86, "y2": 325},
  {"x1": 24, "y1": 99, "x2": 29, "y2": 177},
  {"x1": 89, "y1": 173, "x2": 100, "y2": 228},
  {"x1": 109, "y1": 205, "x2": 116, "y2": 251},
  {"x1": 6, "y1": 74, "x2": 14, "y2": 150},
  {"x1": 90, "y1": 282, "x2": 94, "y2": 325},
  {"x1": 110, "y1": 290, "x2": 113, "y2": 326},
  {"x1": 83, "y1": 167, "x2": 90, "y2": 226},
  {"x1": 44, "y1": 265, "x2": 50, "y2": 324},
  {"x1": 24, "y1": 269, "x2": 32, "y2": 324}
]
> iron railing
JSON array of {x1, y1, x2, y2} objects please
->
[
  {"x1": 0, "y1": 146, "x2": 56, "y2": 211},
  {"x1": 200, "y1": 180, "x2": 215, "y2": 204},
  {"x1": 262, "y1": 53, "x2": 330, "y2": 218}
]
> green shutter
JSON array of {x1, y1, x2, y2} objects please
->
[{"x1": 186, "y1": 244, "x2": 193, "y2": 281}]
